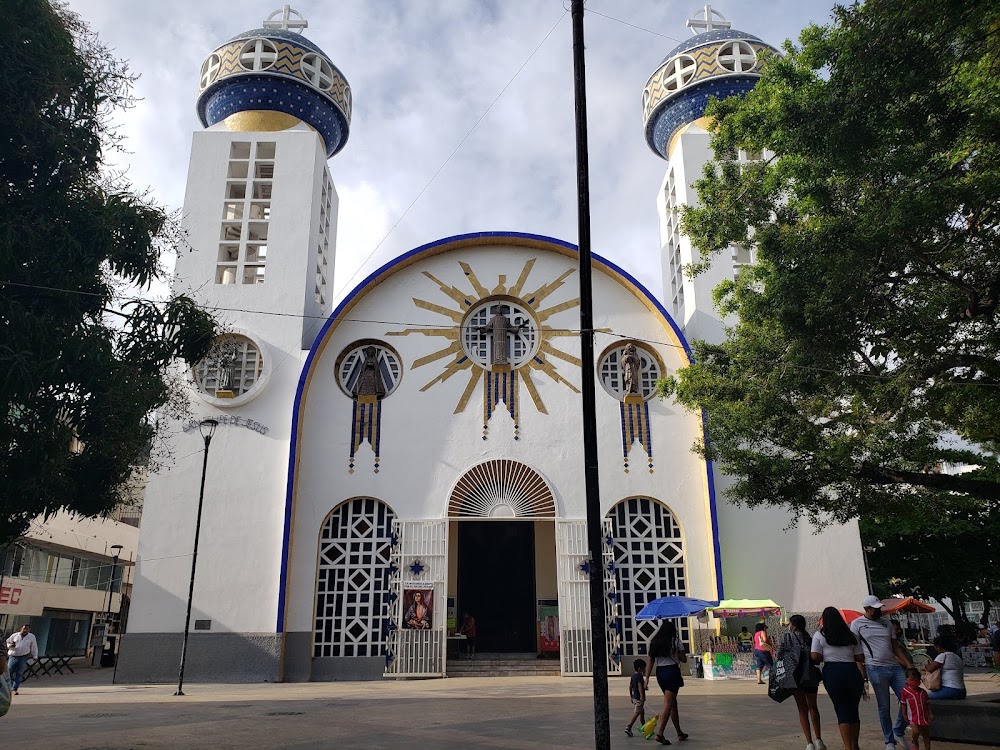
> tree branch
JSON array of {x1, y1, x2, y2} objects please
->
[{"x1": 857, "y1": 462, "x2": 1000, "y2": 499}]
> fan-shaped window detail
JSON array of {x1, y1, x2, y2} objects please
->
[
  {"x1": 314, "y1": 497, "x2": 396, "y2": 657},
  {"x1": 239, "y1": 38, "x2": 278, "y2": 72},
  {"x1": 448, "y1": 460, "x2": 555, "y2": 518},
  {"x1": 200, "y1": 53, "x2": 222, "y2": 89},
  {"x1": 608, "y1": 497, "x2": 688, "y2": 657},
  {"x1": 717, "y1": 41, "x2": 757, "y2": 72},
  {"x1": 662, "y1": 54, "x2": 697, "y2": 92},
  {"x1": 300, "y1": 53, "x2": 335, "y2": 90}
]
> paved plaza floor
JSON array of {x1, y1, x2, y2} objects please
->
[{"x1": 4, "y1": 668, "x2": 998, "y2": 750}]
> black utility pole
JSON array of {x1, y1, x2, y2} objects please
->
[
  {"x1": 175, "y1": 418, "x2": 218, "y2": 696},
  {"x1": 570, "y1": 2, "x2": 611, "y2": 748}
]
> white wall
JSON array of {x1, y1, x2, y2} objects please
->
[
  {"x1": 284, "y1": 240, "x2": 722, "y2": 634},
  {"x1": 128, "y1": 122, "x2": 332, "y2": 635}
]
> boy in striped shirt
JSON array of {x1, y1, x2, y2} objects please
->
[{"x1": 899, "y1": 668, "x2": 932, "y2": 750}]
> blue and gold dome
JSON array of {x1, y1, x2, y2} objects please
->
[
  {"x1": 642, "y1": 7, "x2": 778, "y2": 160},
  {"x1": 196, "y1": 7, "x2": 352, "y2": 158}
]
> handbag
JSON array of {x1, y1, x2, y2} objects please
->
[
  {"x1": 768, "y1": 658, "x2": 794, "y2": 703},
  {"x1": 921, "y1": 664, "x2": 942, "y2": 691}
]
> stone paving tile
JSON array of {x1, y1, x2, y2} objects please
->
[{"x1": 4, "y1": 670, "x2": 997, "y2": 750}]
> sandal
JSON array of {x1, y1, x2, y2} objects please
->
[
  {"x1": 654, "y1": 736, "x2": 672, "y2": 745},
  {"x1": 677, "y1": 733, "x2": 689, "y2": 741}
]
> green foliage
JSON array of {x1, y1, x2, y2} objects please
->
[
  {"x1": 862, "y1": 502, "x2": 999, "y2": 623},
  {"x1": 0, "y1": 1, "x2": 217, "y2": 543},
  {"x1": 659, "y1": 0, "x2": 1000, "y2": 528}
]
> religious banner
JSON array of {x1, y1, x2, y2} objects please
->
[
  {"x1": 402, "y1": 587, "x2": 433, "y2": 630},
  {"x1": 539, "y1": 603, "x2": 560, "y2": 653}
]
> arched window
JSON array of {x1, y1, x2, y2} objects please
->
[
  {"x1": 448, "y1": 460, "x2": 555, "y2": 518},
  {"x1": 314, "y1": 498, "x2": 396, "y2": 657},
  {"x1": 607, "y1": 497, "x2": 687, "y2": 655}
]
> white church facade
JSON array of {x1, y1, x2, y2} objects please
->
[{"x1": 117, "y1": 6, "x2": 868, "y2": 683}]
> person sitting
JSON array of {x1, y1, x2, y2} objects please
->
[
  {"x1": 923, "y1": 635, "x2": 966, "y2": 700},
  {"x1": 737, "y1": 626, "x2": 754, "y2": 653}
]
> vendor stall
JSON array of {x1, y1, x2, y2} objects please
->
[{"x1": 702, "y1": 599, "x2": 783, "y2": 680}]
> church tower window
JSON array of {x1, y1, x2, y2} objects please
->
[
  {"x1": 238, "y1": 38, "x2": 278, "y2": 72},
  {"x1": 216, "y1": 142, "x2": 274, "y2": 285},
  {"x1": 598, "y1": 343, "x2": 663, "y2": 401},
  {"x1": 193, "y1": 334, "x2": 263, "y2": 399},
  {"x1": 460, "y1": 298, "x2": 539, "y2": 369}
]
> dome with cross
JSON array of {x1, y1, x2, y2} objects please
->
[
  {"x1": 196, "y1": 6, "x2": 352, "y2": 158},
  {"x1": 641, "y1": 5, "x2": 779, "y2": 160}
]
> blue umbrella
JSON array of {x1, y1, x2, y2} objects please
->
[{"x1": 635, "y1": 596, "x2": 719, "y2": 620}]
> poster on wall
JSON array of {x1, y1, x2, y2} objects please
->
[
  {"x1": 402, "y1": 587, "x2": 434, "y2": 630},
  {"x1": 539, "y1": 602, "x2": 560, "y2": 652}
]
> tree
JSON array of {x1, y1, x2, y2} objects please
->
[
  {"x1": 862, "y1": 504, "x2": 999, "y2": 626},
  {"x1": 659, "y1": 0, "x2": 1000, "y2": 528},
  {"x1": 0, "y1": 1, "x2": 217, "y2": 543}
]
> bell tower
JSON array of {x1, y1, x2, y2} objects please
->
[
  {"x1": 640, "y1": 5, "x2": 777, "y2": 344},
  {"x1": 179, "y1": 4, "x2": 352, "y2": 349}
]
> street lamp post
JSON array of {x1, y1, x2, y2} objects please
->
[
  {"x1": 862, "y1": 546, "x2": 875, "y2": 594},
  {"x1": 175, "y1": 418, "x2": 218, "y2": 697},
  {"x1": 105, "y1": 544, "x2": 124, "y2": 629}
]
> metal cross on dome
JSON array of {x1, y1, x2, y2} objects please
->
[
  {"x1": 263, "y1": 5, "x2": 308, "y2": 33},
  {"x1": 686, "y1": 4, "x2": 732, "y2": 34}
]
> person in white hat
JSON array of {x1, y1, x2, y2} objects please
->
[{"x1": 850, "y1": 595, "x2": 914, "y2": 750}]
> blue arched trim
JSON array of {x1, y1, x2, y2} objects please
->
[{"x1": 276, "y1": 231, "x2": 724, "y2": 631}]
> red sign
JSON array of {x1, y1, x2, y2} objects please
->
[{"x1": 0, "y1": 586, "x2": 22, "y2": 605}]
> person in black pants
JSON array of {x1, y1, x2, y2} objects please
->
[{"x1": 811, "y1": 607, "x2": 866, "y2": 750}]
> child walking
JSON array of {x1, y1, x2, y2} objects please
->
[
  {"x1": 900, "y1": 668, "x2": 932, "y2": 750},
  {"x1": 625, "y1": 659, "x2": 647, "y2": 736}
]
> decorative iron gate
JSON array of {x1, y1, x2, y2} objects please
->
[
  {"x1": 384, "y1": 519, "x2": 448, "y2": 677},
  {"x1": 555, "y1": 519, "x2": 620, "y2": 676}
]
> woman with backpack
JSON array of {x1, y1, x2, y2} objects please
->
[{"x1": 777, "y1": 614, "x2": 825, "y2": 750}]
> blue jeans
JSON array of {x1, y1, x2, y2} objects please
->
[
  {"x1": 868, "y1": 664, "x2": 908, "y2": 744},
  {"x1": 8, "y1": 654, "x2": 29, "y2": 691},
  {"x1": 927, "y1": 686, "x2": 966, "y2": 700}
]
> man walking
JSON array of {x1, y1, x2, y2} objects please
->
[
  {"x1": 5, "y1": 624, "x2": 38, "y2": 695},
  {"x1": 851, "y1": 596, "x2": 913, "y2": 749}
]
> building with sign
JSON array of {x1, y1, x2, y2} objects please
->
[
  {"x1": 0, "y1": 512, "x2": 137, "y2": 657},
  {"x1": 117, "y1": 6, "x2": 868, "y2": 683}
]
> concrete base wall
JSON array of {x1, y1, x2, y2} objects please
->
[
  {"x1": 115, "y1": 632, "x2": 281, "y2": 684},
  {"x1": 311, "y1": 656, "x2": 384, "y2": 681},
  {"x1": 931, "y1": 692, "x2": 1000, "y2": 745}
]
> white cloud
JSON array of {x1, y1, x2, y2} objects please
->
[{"x1": 68, "y1": 0, "x2": 836, "y2": 306}]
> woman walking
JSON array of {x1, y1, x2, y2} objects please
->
[
  {"x1": 811, "y1": 607, "x2": 865, "y2": 750},
  {"x1": 779, "y1": 615, "x2": 825, "y2": 750},
  {"x1": 643, "y1": 621, "x2": 689, "y2": 745},
  {"x1": 753, "y1": 622, "x2": 774, "y2": 684}
]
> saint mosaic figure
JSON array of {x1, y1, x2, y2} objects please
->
[
  {"x1": 622, "y1": 343, "x2": 641, "y2": 396},
  {"x1": 477, "y1": 309, "x2": 527, "y2": 366},
  {"x1": 351, "y1": 345, "x2": 387, "y2": 399}
]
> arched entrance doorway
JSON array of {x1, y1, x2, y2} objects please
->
[{"x1": 448, "y1": 460, "x2": 556, "y2": 654}]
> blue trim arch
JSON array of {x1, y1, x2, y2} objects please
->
[{"x1": 276, "y1": 231, "x2": 724, "y2": 633}]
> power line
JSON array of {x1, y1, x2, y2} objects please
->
[
  {"x1": 4, "y1": 280, "x2": 999, "y2": 389},
  {"x1": 585, "y1": 7, "x2": 684, "y2": 43}
]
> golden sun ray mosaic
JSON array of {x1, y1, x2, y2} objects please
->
[{"x1": 387, "y1": 259, "x2": 585, "y2": 440}]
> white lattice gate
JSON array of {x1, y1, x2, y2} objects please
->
[
  {"x1": 384, "y1": 520, "x2": 448, "y2": 677},
  {"x1": 556, "y1": 519, "x2": 620, "y2": 676}
]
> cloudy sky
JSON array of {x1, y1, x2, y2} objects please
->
[{"x1": 67, "y1": 0, "x2": 836, "y2": 303}]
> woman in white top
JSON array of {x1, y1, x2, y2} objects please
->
[
  {"x1": 643, "y1": 621, "x2": 689, "y2": 745},
  {"x1": 924, "y1": 635, "x2": 966, "y2": 699},
  {"x1": 810, "y1": 607, "x2": 866, "y2": 750}
]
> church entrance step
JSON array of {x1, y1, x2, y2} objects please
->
[{"x1": 446, "y1": 657, "x2": 561, "y2": 677}]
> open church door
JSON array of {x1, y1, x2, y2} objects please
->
[
  {"x1": 384, "y1": 520, "x2": 448, "y2": 677},
  {"x1": 556, "y1": 519, "x2": 621, "y2": 676}
]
